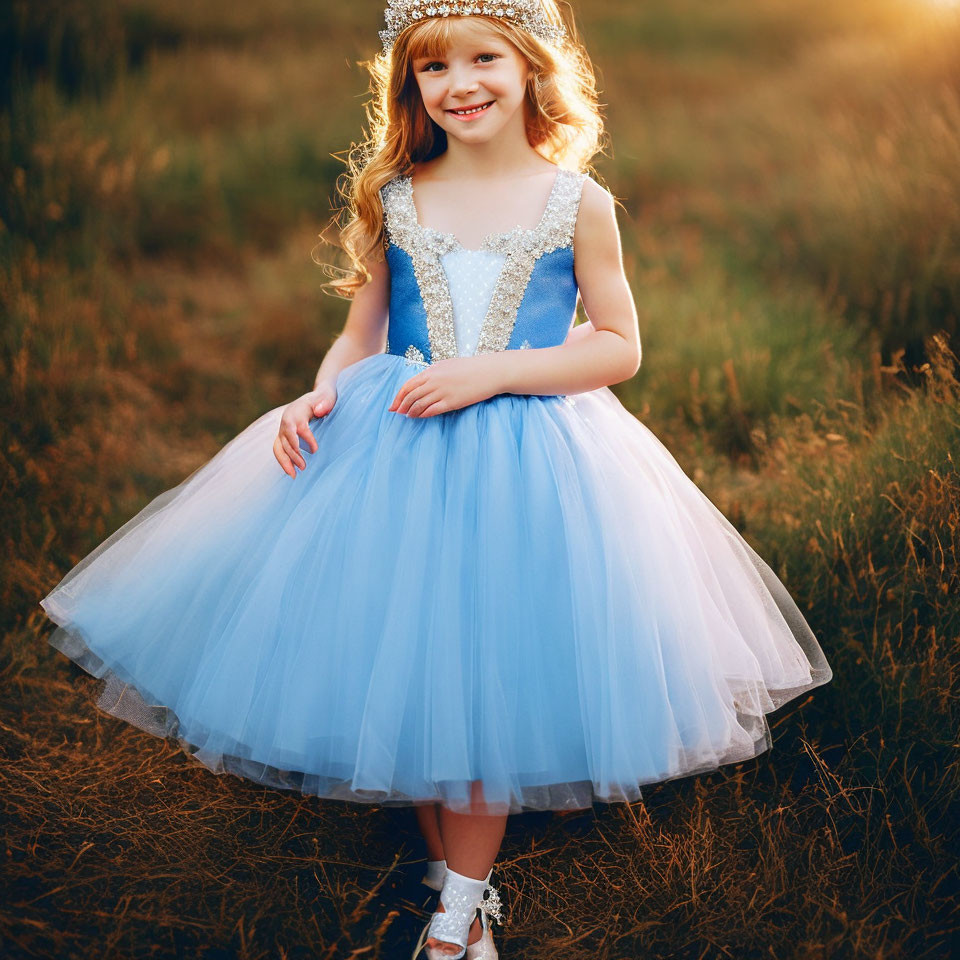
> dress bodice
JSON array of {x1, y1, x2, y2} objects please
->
[{"x1": 380, "y1": 167, "x2": 588, "y2": 366}]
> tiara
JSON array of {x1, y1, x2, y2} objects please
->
[{"x1": 379, "y1": 1, "x2": 567, "y2": 54}]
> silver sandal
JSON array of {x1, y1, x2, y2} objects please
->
[{"x1": 411, "y1": 867, "x2": 491, "y2": 960}]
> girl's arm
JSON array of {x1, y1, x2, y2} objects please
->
[
  {"x1": 274, "y1": 253, "x2": 390, "y2": 477},
  {"x1": 487, "y1": 179, "x2": 641, "y2": 395},
  {"x1": 312, "y1": 254, "x2": 391, "y2": 390},
  {"x1": 564, "y1": 317, "x2": 595, "y2": 343}
]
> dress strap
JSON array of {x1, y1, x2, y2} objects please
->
[
  {"x1": 381, "y1": 175, "x2": 422, "y2": 256},
  {"x1": 533, "y1": 168, "x2": 588, "y2": 255}
]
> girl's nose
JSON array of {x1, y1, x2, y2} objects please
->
[{"x1": 447, "y1": 66, "x2": 479, "y2": 97}]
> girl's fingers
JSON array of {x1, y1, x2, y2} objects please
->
[
  {"x1": 281, "y1": 432, "x2": 306, "y2": 471},
  {"x1": 285, "y1": 436, "x2": 306, "y2": 471},
  {"x1": 283, "y1": 424, "x2": 306, "y2": 465},
  {"x1": 406, "y1": 390, "x2": 441, "y2": 417},
  {"x1": 391, "y1": 372, "x2": 427, "y2": 411},
  {"x1": 297, "y1": 420, "x2": 318, "y2": 455},
  {"x1": 273, "y1": 437, "x2": 296, "y2": 478},
  {"x1": 275, "y1": 436, "x2": 296, "y2": 477},
  {"x1": 417, "y1": 397, "x2": 448, "y2": 418},
  {"x1": 397, "y1": 384, "x2": 430, "y2": 414}
]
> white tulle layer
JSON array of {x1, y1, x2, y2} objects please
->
[{"x1": 40, "y1": 352, "x2": 831, "y2": 815}]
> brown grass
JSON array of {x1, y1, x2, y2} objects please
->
[{"x1": 3, "y1": 1, "x2": 959, "y2": 957}]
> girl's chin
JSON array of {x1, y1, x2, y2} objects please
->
[
  {"x1": 443, "y1": 123, "x2": 503, "y2": 143},
  {"x1": 440, "y1": 114, "x2": 515, "y2": 141},
  {"x1": 446, "y1": 124, "x2": 498, "y2": 136}
]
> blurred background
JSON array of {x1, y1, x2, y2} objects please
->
[{"x1": 2, "y1": 1, "x2": 958, "y2": 957}]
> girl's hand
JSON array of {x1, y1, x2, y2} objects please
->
[
  {"x1": 273, "y1": 382, "x2": 338, "y2": 478},
  {"x1": 389, "y1": 356, "x2": 502, "y2": 417}
]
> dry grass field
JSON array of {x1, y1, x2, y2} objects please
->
[{"x1": 2, "y1": 1, "x2": 958, "y2": 957}]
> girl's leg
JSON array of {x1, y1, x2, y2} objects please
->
[
  {"x1": 426, "y1": 781, "x2": 508, "y2": 954},
  {"x1": 415, "y1": 802, "x2": 445, "y2": 862}
]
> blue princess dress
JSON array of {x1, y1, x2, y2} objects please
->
[{"x1": 40, "y1": 167, "x2": 831, "y2": 815}]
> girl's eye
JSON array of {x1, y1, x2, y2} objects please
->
[{"x1": 420, "y1": 54, "x2": 497, "y2": 72}]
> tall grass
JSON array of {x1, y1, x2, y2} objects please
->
[
  {"x1": 2, "y1": 1, "x2": 958, "y2": 957},
  {"x1": 593, "y1": 0, "x2": 960, "y2": 360}
]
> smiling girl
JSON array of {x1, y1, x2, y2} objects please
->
[{"x1": 39, "y1": 3, "x2": 832, "y2": 958}]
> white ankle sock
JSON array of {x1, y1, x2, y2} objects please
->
[
  {"x1": 440, "y1": 867, "x2": 489, "y2": 905},
  {"x1": 424, "y1": 858, "x2": 446, "y2": 887}
]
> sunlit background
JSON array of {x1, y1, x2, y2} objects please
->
[{"x1": 2, "y1": 1, "x2": 958, "y2": 958}]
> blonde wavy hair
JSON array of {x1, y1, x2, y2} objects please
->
[{"x1": 317, "y1": 0, "x2": 606, "y2": 298}]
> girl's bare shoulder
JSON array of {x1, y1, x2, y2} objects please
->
[
  {"x1": 579, "y1": 173, "x2": 615, "y2": 208},
  {"x1": 575, "y1": 175, "x2": 619, "y2": 240}
]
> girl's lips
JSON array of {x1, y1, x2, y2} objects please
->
[{"x1": 446, "y1": 100, "x2": 495, "y2": 121}]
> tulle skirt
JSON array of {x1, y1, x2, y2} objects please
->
[{"x1": 40, "y1": 351, "x2": 831, "y2": 815}]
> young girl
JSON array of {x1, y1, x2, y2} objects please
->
[{"x1": 39, "y1": 2, "x2": 832, "y2": 958}]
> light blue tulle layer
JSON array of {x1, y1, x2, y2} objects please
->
[{"x1": 40, "y1": 352, "x2": 831, "y2": 814}]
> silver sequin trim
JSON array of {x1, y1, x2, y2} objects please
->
[
  {"x1": 381, "y1": 169, "x2": 587, "y2": 362},
  {"x1": 382, "y1": 178, "x2": 460, "y2": 362}
]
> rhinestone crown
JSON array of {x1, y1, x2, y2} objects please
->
[{"x1": 379, "y1": 1, "x2": 567, "y2": 54}]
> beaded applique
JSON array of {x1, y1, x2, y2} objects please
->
[
  {"x1": 480, "y1": 881, "x2": 505, "y2": 925},
  {"x1": 382, "y1": 168, "x2": 587, "y2": 363},
  {"x1": 404, "y1": 343, "x2": 428, "y2": 367}
]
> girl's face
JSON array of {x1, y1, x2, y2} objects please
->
[{"x1": 410, "y1": 19, "x2": 533, "y2": 147}]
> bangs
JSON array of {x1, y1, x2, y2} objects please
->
[
  {"x1": 402, "y1": 15, "x2": 514, "y2": 60},
  {"x1": 404, "y1": 18, "x2": 458, "y2": 60}
]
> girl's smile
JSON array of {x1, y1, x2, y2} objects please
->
[{"x1": 446, "y1": 99, "x2": 496, "y2": 120}]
